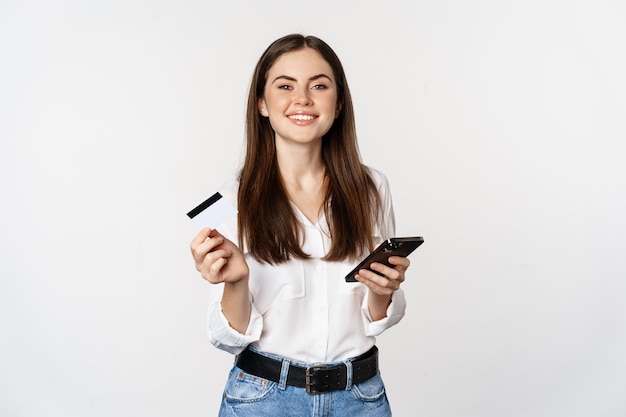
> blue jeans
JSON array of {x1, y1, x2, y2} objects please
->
[{"x1": 218, "y1": 348, "x2": 392, "y2": 417}]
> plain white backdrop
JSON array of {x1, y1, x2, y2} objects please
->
[{"x1": 1, "y1": 1, "x2": 625, "y2": 416}]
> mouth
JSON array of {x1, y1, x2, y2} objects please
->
[{"x1": 287, "y1": 113, "x2": 317, "y2": 121}]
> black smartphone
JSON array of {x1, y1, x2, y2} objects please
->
[{"x1": 345, "y1": 237, "x2": 424, "y2": 282}]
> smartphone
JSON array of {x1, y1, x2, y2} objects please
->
[{"x1": 345, "y1": 237, "x2": 424, "y2": 282}]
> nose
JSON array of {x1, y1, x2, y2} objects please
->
[{"x1": 293, "y1": 87, "x2": 312, "y2": 105}]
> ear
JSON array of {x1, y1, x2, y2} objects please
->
[
  {"x1": 335, "y1": 100, "x2": 343, "y2": 118},
  {"x1": 258, "y1": 98, "x2": 269, "y2": 117}
]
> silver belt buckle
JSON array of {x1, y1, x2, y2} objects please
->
[{"x1": 305, "y1": 364, "x2": 328, "y2": 395}]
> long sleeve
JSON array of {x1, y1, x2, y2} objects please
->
[
  {"x1": 206, "y1": 283, "x2": 263, "y2": 355},
  {"x1": 360, "y1": 167, "x2": 407, "y2": 336},
  {"x1": 204, "y1": 179, "x2": 263, "y2": 354},
  {"x1": 361, "y1": 288, "x2": 406, "y2": 336}
]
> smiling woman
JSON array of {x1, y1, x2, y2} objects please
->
[
  {"x1": 259, "y1": 49, "x2": 340, "y2": 147},
  {"x1": 189, "y1": 34, "x2": 411, "y2": 417}
]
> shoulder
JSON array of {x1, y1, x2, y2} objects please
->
[
  {"x1": 216, "y1": 175, "x2": 240, "y2": 208},
  {"x1": 364, "y1": 165, "x2": 391, "y2": 193},
  {"x1": 364, "y1": 165, "x2": 396, "y2": 238},
  {"x1": 214, "y1": 174, "x2": 241, "y2": 245}
]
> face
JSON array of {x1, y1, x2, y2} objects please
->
[{"x1": 258, "y1": 48, "x2": 341, "y2": 148}]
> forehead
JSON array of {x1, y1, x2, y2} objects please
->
[{"x1": 268, "y1": 48, "x2": 334, "y2": 80}]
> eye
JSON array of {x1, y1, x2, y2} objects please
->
[
  {"x1": 278, "y1": 84, "x2": 292, "y2": 90},
  {"x1": 312, "y1": 84, "x2": 327, "y2": 90}
]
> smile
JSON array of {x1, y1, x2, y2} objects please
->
[{"x1": 288, "y1": 114, "x2": 317, "y2": 121}]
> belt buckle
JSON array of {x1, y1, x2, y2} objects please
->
[{"x1": 305, "y1": 364, "x2": 328, "y2": 395}]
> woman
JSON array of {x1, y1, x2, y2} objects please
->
[{"x1": 190, "y1": 33, "x2": 411, "y2": 417}]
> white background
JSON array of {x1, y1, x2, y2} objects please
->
[{"x1": 1, "y1": 1, "x2": 625, "y2": 416}]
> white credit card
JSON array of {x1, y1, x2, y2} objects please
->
[{"x1": 186, "y1": 191, "x2": 237, "y2": 228}]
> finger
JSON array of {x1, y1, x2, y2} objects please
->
[
  {"x1": 208, "y1": 228, "x2": 225, "y2": 239},
  {"x1": 355, "y1": 272, "x2": 396, "y2": 295},
  {"x1": 388, "y1": 256, "x2": 411, "y2": 270},
  {"x1": 191, "y1": 227, "x2": 213, "y2": 245},
  {"x1": 358, "y1": 268, "x2": 398, "y2": 289},
  {"x1": 191, "y1": 232, "x2": 225, "y2": 263},
  {"x1": 202, "y1": 256, "x2": 229, "y2": 283},
  {"x1": 196, "y1": 233, "x2": 225, "y2": 254},
  {"x1": 199, "y1": 247, "x2": 233, "y2": 278},
  {"x1": 369, "y1": 262, "x2": 402, "y2": 281},
  {"x1": 199, "y1": 247, "x2": 232, "y2": 271},
  {"x1": 190, "y1": 227, "x2": 212, "y2": 251}
]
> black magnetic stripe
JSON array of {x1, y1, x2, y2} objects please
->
[{"x1": 186, "y1": 192, "x2": 223, "y2": 219}]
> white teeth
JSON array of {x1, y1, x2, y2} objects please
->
[{"x1": 288, "y1": 114, "x2": 315, "y2": 120}]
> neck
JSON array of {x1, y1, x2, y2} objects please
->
[{"x1": 275, "y1": 139, "x2": 325, "y2": 186}]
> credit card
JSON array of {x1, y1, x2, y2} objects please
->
[{"x1": 186, "y1": 191, "x2": 237, "y2": 228}]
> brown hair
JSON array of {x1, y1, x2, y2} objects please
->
[{"x1": 238, "y1": 34, "x2": 380, "y2": 264}]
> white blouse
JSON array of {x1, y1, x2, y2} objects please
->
[{"x1": 206, "y1": 167, "x2": 406, "y2": 363}]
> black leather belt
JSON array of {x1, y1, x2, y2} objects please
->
[{"x1": 235, "y1": 346, "x2": 379, "y2": 395}]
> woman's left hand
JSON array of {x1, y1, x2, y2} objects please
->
[{"x1": 354, "y1": 255, "x2": 410, "y2": 296}]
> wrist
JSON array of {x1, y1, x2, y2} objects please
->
[
  {"x1": 225, "y1": 273, "x2": 249, "y2": 287},
  {"x1": 369, "y1": 290, "x2": 392, "y2": 303},
  {"x1": 368, "y1": 291, "x2": 392, "y2": 318}
]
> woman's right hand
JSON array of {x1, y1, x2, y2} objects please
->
[{"x1": 190, "y1": 227, "x2": 249, "y2": 284}]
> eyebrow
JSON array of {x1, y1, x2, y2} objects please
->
[{"x1": 271, "y1": 74, "x2": 333, "y2": 84}]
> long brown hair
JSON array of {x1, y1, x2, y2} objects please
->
[{"x1": 238, "y1": 34, "x2": 381, "y2": 264}]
